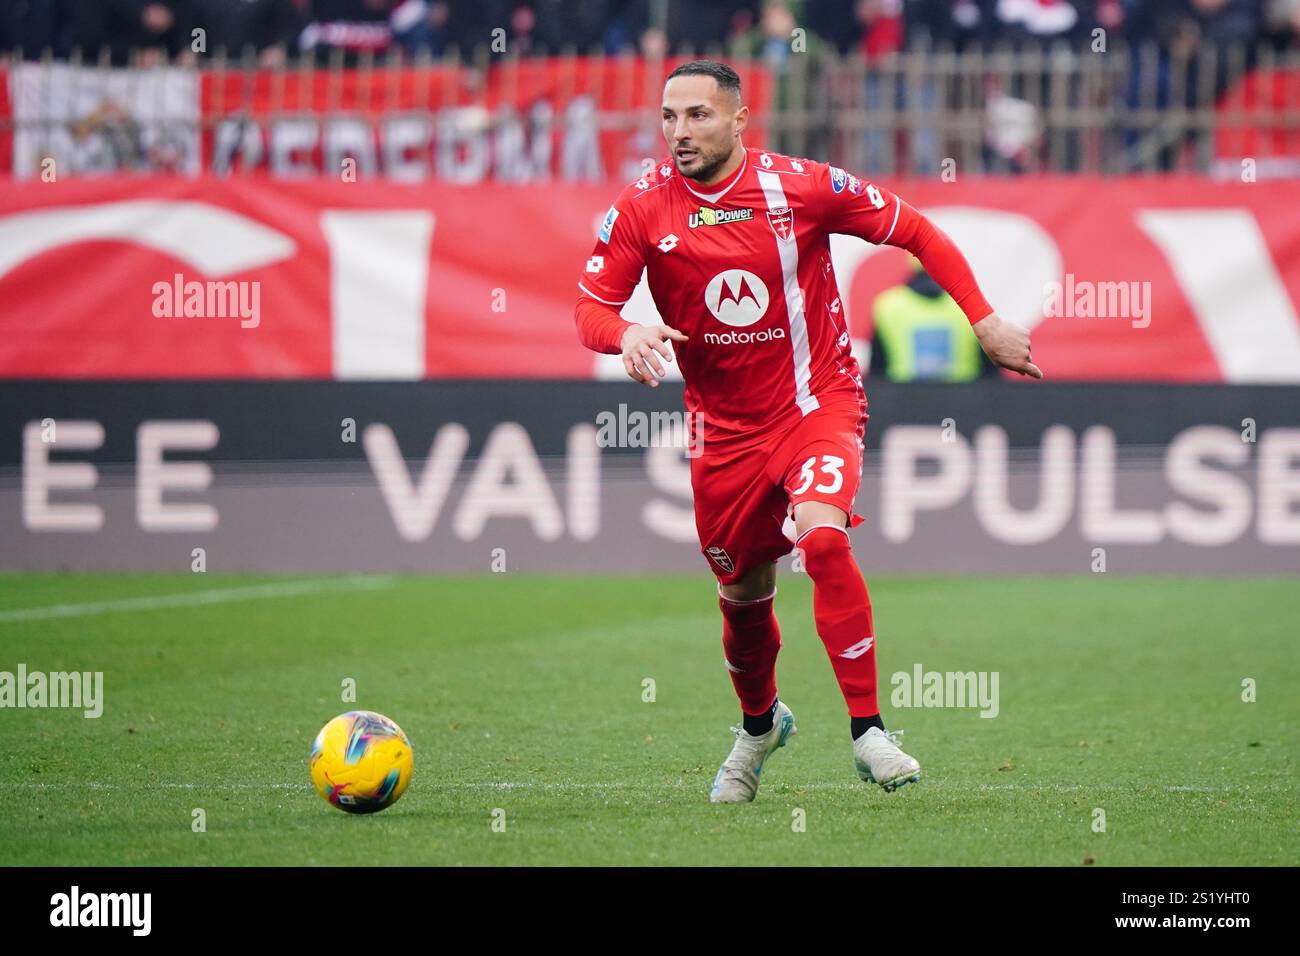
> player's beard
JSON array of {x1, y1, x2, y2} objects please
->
[{"x1": 677, "y1": 141, "x2": 735, "y2": 184}]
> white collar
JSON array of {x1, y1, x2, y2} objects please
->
[{"x1": 680, "y1": 156, "x2": 748, "y2": 204}]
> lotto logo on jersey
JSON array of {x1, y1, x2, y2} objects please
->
[{"x1": 704, "y1": 269, "x2": 770, "y2": 327}]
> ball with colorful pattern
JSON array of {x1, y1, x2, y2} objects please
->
[{"x1": 310, "y1": 710, "x2": 413, "y2": 813}]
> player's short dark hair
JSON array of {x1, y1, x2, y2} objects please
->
[{"x1": 665, "y1": 60, "x2": 742, "y2": 102}]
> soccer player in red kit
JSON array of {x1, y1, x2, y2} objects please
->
[{"x1": 574, "y1": 61, "x2": 1041, "y2": 802}]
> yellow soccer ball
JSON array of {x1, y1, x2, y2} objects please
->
[{"x1": 310, "y1": 710, "x2": 413, "y2": 813}]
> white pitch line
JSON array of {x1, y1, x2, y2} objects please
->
[
  {"x1": 12, "y1": 781, "x2": 1293, "y2": 794},
  {"x1": 0, "y1": 576, "x2": 396, "y2": 623}
]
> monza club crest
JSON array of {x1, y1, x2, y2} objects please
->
[
  {"x1": 767, "y1": 206, "x2": 794, "y2": 242},
  {"x1": 705, "y1": 547, "x2": 735, "y2": 574}
]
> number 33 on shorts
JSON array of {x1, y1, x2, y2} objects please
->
[{"x1": 791, "y1": 454, "x2": 845, "y2": 496}]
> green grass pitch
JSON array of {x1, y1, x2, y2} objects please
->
[{"x1": 0, "y1": 572, "x2": 1295, "y2": 866}]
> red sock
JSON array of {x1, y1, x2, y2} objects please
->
[
  {"x1": 797, "y1": 526, "x2": 879, "y2": 718},
  {"x1": 718, "y1": 591, "x2": 781, "y2": 716}
]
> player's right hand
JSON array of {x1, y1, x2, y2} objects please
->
[
  {"x1": 973, "y1": 312, "x2": 1043, "y2": 379},
  {"x1": 621, "y1": 323, "x2": 688, "y2": 387}
]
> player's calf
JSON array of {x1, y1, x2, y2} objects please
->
[
  {"x1": 796, "y1": 524, "x2": 879, "y2": 718},
  {"x1": 718, "y1": 587, "x2": 782, "y2": 717}
]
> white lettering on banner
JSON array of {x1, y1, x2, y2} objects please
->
[
  {"x1": 972, "y1": 425, "x2": 1075, "y2": 545},
  {"x1": 382, "y1": 116, "x2": 433, "y2": 181},
  {"x1": 363, "y1": 423, "x2": 586, "y2": 542},
  {"x1": 1164, "y1": 426, "x2": 1252, "y2": 546},
  {"x1": 878, "y1": 424, "x2": 1299, "y2": 546},
  {"x1": 324, "y1": 118, "x2": 380, "y2": 177},
  {"x1": 215, "y1": 98, "x2": 601, "y2": 182},
  {"x1": 642, "y1": 442, "x2": 698, "y2": 543},
  {"x1": 22, "y1": 421, "x2": 104, "y2": 532},
  {"x1": 566, "y1": 425, "x2": 601, "y2": 542},
  {"x1": 451, "y1": 423, "x2": 564, "y2": 541},
  {"x1": 1079, "y1": 427, "x2": 1165, "y2": 543},
  {"x1": 1259, "y1": 429, "x2": 1300, "y2": 543},
  {"x1": 136, "y1": 422, "x2": 219, "y2": 533},
  {"x1": 270, "y1": 118, "x2": 321, "y2": 178},
  {"x1": 881, "y1": 427, "x2": 973, "y2": 541},
  {"x1": 14, "y1": 420, "x2": 1300, "y2": 553},
  {"x1": 21, "y1": 419, "x2": 219, "y2": 533},
  {"x1": 364, "y1": 423, "x2": 470, "y2": 541}
]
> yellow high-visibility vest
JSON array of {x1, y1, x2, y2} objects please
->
[{"x1": 872, "y1": 285, "x2": 983, "y2": 382}]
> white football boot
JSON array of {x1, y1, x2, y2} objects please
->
[
  {"x1": 709, "y1": 701, "x2": 797, "y2": 803},
  {"x1": 853, "y1": 727, "x2": 922, "y2": 792}
]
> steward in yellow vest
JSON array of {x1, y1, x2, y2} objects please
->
[{"x1": 869, "y1": 264, "x2": 994, "y2": 382}]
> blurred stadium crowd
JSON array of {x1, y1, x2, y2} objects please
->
[{"x1": 2, "y1": 0, "x2": 1298, "y2": 64}]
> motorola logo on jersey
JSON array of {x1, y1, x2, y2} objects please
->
[
  {"x1": 704, "y1": 269, "x2": 770, "y2": 327},
  {"x1": 703, "y1": 328, "x2": 787, "y2": 345}
]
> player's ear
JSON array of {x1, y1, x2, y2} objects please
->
[{"x1": 734, "y1": 104, "x2": 749, "y2": 136}]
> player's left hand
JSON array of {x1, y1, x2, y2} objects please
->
[
  {"x1": 973, "y1": 312, "x2": 1043, "y2": 379},
  {"x1": 620, "y1": 323, "x2": 688, "y2": 388}
]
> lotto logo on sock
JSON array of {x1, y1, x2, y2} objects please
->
[
  {"x1": 839, "y1": 637, "x2": 874, "y2": 660},
  {"x1": 890, "y1": 664, "x2": 1000, "y2": 718}
]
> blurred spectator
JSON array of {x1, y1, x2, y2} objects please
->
[
  {"x1": 530, "y1": 0, "x2": 630, "y2": 53},
  {"x1": 983, "y1": 78, "x2": 1040, "y2": 173},
  {"x1": 659, "y1": 0, "x2": 760, "y2": 53},
  {"x1": 860, "y1": 0, "x2": 903, "y2": 57},
  {"x1": 193, "y1": 0, "x2": 302, "y2": 64},
  {"x1": 1264, "y1": 0, "x2": 1300, "y2": 46},
  {"x1": 300, "y1": 0, "x2": 393, "y2": 62},
  {"x1": 857, "y1": 2, "x2": 942, "y2": 174},
  {"x1": 901, "y1": 0, "x2": 985, "y2": 49},
  {"x1": 16, "y1": 0, "x2": 1290, "y2": 62},
  {"x1": 734, "y1": 1, "x2": 811, "y2": 67},
  {"x1": 1190, "y1": 0, "x2": 1263, "y2": 45},
  {"x1": 1124, "y1": 0, "x2": 1265, "y2": 168},
  {"x1": 1127, "y1": 0, "x2": 1262, "y2": 48},
  {"x1": 804, "y1": 0, "x2": 865, "y2": 53},
  {"x1": 1, "y1": 0, "x2": 77, "y2": 59},
  {"x1": 986, "y1": 0, "x2": 1097, "y2": 46},
  {"x1": 869, "y1": 260, "x2": 996, "y2": 382},
  {"x1": 72, "y1": 0, "x2": 196, "y2": 65}
]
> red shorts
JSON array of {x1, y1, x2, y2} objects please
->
[{"x1": 691, "y1": 398, "x2": 868, "y2": 585}]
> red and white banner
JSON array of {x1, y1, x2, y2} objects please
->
[
  {"x1": 1, "y1": 59, "x2": 771, "y2": 183},
  {"x1": 0, "y1": 175, "x2": 1298, "y2": 382}
]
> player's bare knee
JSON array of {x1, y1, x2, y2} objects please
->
[
  {"x1": 719, "y1": 562, "x2": 777, "y2": 603},
  {"x1": 793, "y1": 501, "x2": 849, "y2": 539}
]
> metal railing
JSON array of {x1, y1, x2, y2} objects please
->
[
  {"x1": 3, "y1": 40, "x2": 1297, "y2": 178},
  {"x1": 769, "y1": 42, "x2": 1300, "y2": 177}
]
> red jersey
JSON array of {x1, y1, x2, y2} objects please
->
[{"x1": 576, "y1": 147, "x2": 992, "y2": 451}]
